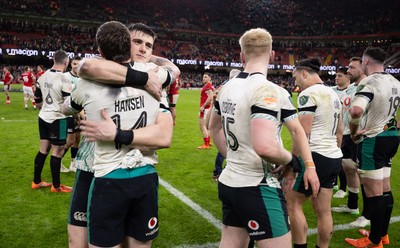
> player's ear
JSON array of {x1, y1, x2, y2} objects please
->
[
  {"x1": 240, "y1": 52, "x2": 245, "y2": 65},
  {"x1": 269, "y1": 50, "x2": 275, "y2": 63},
  {"x1": 98, "y1": 48, "x2": 104, "y2": 59}
]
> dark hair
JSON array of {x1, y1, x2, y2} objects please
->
[
  {"x1": 363, "y1": 46, "x2": 386, "y2": 64},
  {"x1": 349, "y1": 57, "x2": 362, "y2": 63},
  {"x1": 96, "y1": 21, "x2": 131, "y2": 63},
  {"x1": 295, "y1": 58, "x2": 321, "y2": 73},
  {"x1": 72, "y1": 55, "x2": 82, "y2": 61},
  {"x1": 37, "y1": 65, "x2": 44, "y2": 70},
  {"x1": 204, "y1": 72, "x2": 212, "y2": 78},
  {"x1": 337, "y1": 66, "x2": 348, "y2": 74},
  {"x1": 53, "y1": 50, "x2": 69, "y2": 64},
  {"x1": 127, "y1": 23, "x2": 157, "y2": 41}
]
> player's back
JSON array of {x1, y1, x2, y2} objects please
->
[
  {"x1": 21, "y1": 71, "x2": 34, "y2": 87},
  {"x1": 359, "y1": 73, "x2": 400, "y2": 137},
  {"x1": 71, "y1": 62, "x2": 162, "y2": 177},
  {"x1": 217, "y1": 72, "x2": 283, "y2": 187},
  {"x1": 37, "y1": 69, "x2": 71, "y2": 123},
  {"x1": 298, "y1": 84, "x2": 342, "y2": 158}
]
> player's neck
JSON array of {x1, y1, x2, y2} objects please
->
[
  {"x1": 367, "y1": 65, "x2": 384, "y2": 76},
  {"x1": 52, "y1": 64, "x2": 65, "y2": 72},
  {"x1": 354, "y1": 75, "x2": 367, "y2": 85},
  {"x1": 243, "y1": 61, "x2": 268, "y2": 76}
]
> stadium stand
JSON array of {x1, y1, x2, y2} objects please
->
[{"x1": 1, "y1": 0, "x2": 400, "y2": 83}]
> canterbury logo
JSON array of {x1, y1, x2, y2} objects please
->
[{"x1": 73, "y1": 211, "x2": 87, "y2": 222}]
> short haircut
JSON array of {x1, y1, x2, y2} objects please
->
[
  {"x1": 204, "y1": 72, "x2": 212, "y2": 78},
  {"x1": 127, "y1": 23, "x2": 157, "y2": 41},
  {"x1": 24, "y1": 66, "x2": 30, "y2": 71},
  {"x1": 37, "y1": 65, "x2": 44, "y2": 70},
  {"x1": 295, "y1": 58, "x2": 321, "y2": 74},
  {"x1": 363, "y1": 46, "x2": 386, "y2": 64},
  {"x1": 53, "y1": 50, "x2": 69, "y2": 64},
  {"x1": 349, "y1": 57, "x2": 362, "y2": 63},
  {"x1": 96, "y1": 21, "x2": 131, "y2": 63},
  {"x1": 337, "y1": 66, "x2": 348, "y2": 74},
  {"x1": 239, "y1": 28, "x2": 272, "y2": 56},
  {"x1": 72, "y1": 55, "x2": 82, "y2": 61}
]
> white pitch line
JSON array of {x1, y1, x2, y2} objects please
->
[
  {"x1": 308, "y1": 215, "x2": 400, "y2": 235},
  {"x1": 160, "y1": 177, "x2": 400, "y2": 247},
  {"x1": 0, "y1": 119, "x2": 35, "y2": 122},
  {"x1": 159, "y1": 177, "x2": 222, "y2": 231}
]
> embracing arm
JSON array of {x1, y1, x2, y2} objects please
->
[
  {"x1": 80, "y1": 109, "x2": 173, "y2": 149},
  {"x1": 149, "y1": 55, "x2": 180, "y2": 83},
  {"x1": 77, "y1": 58, "x2": 163, "y2": 101}
]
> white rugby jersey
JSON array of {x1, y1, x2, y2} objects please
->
[
  {"x1": 297, "y1": 84, "x2": 342, "y2": 158},
  {"x1": 68, "y1": 62, "x2": 168, "y2": 177},
  {"x1": 331, "y1": 85, "x2": 347, "y2": 96},
  {"x1": 37, "y1": 69, "x2": 72, "y2": 123},
  {"x1": 214, "y1": 72, "x2": 297, "y2": 187},
  {"x1": 340, "y1": 83, "x2": 358, "y2": 135},
  {"x1": 352, "y1": 72, "x2": 400, "y2": 137},
  {"x1": 64, "y1": 71, "x2": 80, "y2": 92}
]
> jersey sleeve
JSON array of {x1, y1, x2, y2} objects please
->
[
  {"x1": 351, "y1": 80, "x2": 374, "y2": 111},
  {"x1": 280, "y1": 89, "x2": 298, "y2": 122},
  {"x1": 297, "y1": 90, "x2": 317, "y2": 116},
  {"x1": 250, "y1": 84, "x2": 280, "y2": 122},
  {"x1": 69, "y1": 81, "x2": 86, "y2": 113},
  {"x1": 61, "y1": 74, "x2": 72, "y2": 97}
]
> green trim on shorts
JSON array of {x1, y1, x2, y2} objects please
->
[
  {"x1": 377, "y1": 129, "x2": 398, "y2": 137},
  {"x1": 260, "y1": 186, "x2": 289, "y2": 237},
  {"x1": 361, "y1": 129, "x2": 398, "y2": 170},
  {"x1": 59, "y1": 118, "x2": 67, "y2": 140},
  {"x1": 292, "y1": 156, "x2": 306, "y2": 191},
  {"x1": 101, "y1": 165, "x2": 156, "y2": 179},
  {"x1": 361, "y1": 137, "x2": 376, "y2": 170},
  {"x1": 87, "y1": 175, "x2": 94, "y2": 243}
]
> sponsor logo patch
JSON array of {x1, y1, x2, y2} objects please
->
[{"x1": 248, "y1": 220, "x2": 259, "y2": 231}]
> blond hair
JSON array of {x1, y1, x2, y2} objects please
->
[{"x1": 239, "y1": 28, "x2": 272, "y2": 57}]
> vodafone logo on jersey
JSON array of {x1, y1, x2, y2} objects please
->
[
  {"x1": 248, "y1": 220, "x2": 259, "y2": 230},
  {"x1": 344, "y1": 97, "x2": 351, "y2": 106},
  {"x1": 148, "y1": 217, "x2": 158, "y2": 229}
]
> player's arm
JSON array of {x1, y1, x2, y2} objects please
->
[
  {"x1": 34, "y1": 83, "x2": 43, "y2": 109},
  {"x1": 209, "y1": 102, "x2": 226, "y2": 157},
  {"x1": 251, "y1": 118, "x2": 292, "y2": 165},
  {"x1": 79, "y1": 109, "x2": 173, "y2": 149},
  {"x1": 149, "y1": 55, "x2": 180, "y2": 83},
  {"x1": 349, "y1": 90, "x2": 371, "y2": 142},
  {"x1": 77, "y1": 58, "x2": 163, "y2": 101},
  {"x1": 298, "y1": 114, "x2": 313, "y2": 140},
  {"x1": 61, "y1": 96, "x2": 81, "y2": 116},
  {"x1": 336, "y1": 108, "x2": 344, "y2": 147},
  {"x1": 18, "y1": 76, "x2": 23, "y2": 84},
  {"x1": 284, "y1": 118, "x2": 320, "y2": 197},
  {"x1": 201, "y1": 90, "x2": 213, "y2": 111},
  {"x1": 129, "y1": 112, "x2": 173, "y2": 149}
]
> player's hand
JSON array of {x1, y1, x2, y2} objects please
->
[
  {"x1": 273, "y1": 164, "x2": 296, "y2": 192},
  {"x1": 80, "y1": 109, "x2": 116, "y2": 142},
  {"x1": 282, "y1": 169, "x2": 297, "y2": 193},
  {"x1": 350, "y1": 129, "x2": 368, "y2": 143},
  {"x1": 303, "y1": 167, "x2": 320, "y2": 197},
  {"x1": 144, "y1": 67, "x2": 162, "y2": 101}
]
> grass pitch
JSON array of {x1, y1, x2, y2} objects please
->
[{"x1": 0, "y1": 88, "x2": 399, "y2": 247}]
